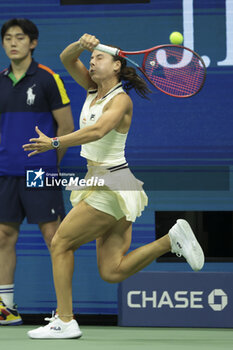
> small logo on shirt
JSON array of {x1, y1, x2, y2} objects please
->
[
  {"x1": 26, "y1": 84, "x2": 36, "y2": 105},
  {"x1": 90, "y1": 114, "x2": 95, "y2": 121}
]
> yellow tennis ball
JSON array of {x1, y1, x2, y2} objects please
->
[{"x1": 169, "y1": 32, "x2": 184, "y2": 45}]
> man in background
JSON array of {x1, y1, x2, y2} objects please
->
[{"x1": 0, "y1": 18, "x2": 74, "y2": 325}]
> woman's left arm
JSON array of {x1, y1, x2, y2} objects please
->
[{"x1": 23, "y1": 94, "x2": 132, "y2": 157}]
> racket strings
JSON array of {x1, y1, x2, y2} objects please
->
[{"x1": 143, "y1": 46, "x2": 205, "y2": 97}]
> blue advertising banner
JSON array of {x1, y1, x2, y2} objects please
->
[{"x1": 118, "y1": 272, "x2": 233, "y2": 327}]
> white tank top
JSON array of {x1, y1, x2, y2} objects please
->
[{"x1": 80, "y1": 82, "x2": 128, "y2": 166}]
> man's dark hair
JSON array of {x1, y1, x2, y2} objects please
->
[{"x1": 1, "y1": 18, "x2": 39, "y2": 54}]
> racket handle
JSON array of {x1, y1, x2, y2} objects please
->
[{"x1": 95, "y1": 44, "x2": 119, "y2": 56}]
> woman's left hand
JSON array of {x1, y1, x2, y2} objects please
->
[{"x1": 23, "y1": 126, "x2": 53, "y2": 157}]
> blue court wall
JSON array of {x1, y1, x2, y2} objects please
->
[{"x1": 0, "y1": 0, "x2": 233, "y2": 315}]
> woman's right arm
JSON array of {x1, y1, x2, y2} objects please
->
[{"x1": 60, "y1": 34, "x2": 99, "y2": 90}]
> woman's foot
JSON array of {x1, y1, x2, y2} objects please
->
[
  {"x1": 168, "y1": 219, "x2": 205, "y2": 271},
  {"x1": 27, "y1": 314, "x2": 82, "y2": 339}
]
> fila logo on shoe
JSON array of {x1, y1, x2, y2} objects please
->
[{"x1": 50, "y1": 326, "x2": 61, "y2": 331}]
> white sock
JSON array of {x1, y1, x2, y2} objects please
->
[{"x1": 0, "y1": 284, "x2": 14, "y2": 309}]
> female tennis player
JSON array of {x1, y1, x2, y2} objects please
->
[{"x1": 24, "y1": 34, "x2": 204, "y2": 339}]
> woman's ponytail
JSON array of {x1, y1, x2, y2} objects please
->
[{"x1": 113, "y1": 54, "x2": 151, "y2": 99}]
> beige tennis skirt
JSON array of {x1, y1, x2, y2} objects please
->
[{"x1": 66, "y1": 164, "x2": 148, "y2": 222}]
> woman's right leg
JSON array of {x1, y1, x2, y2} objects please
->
[
  {"x1": 27, "y1": 200, "x2": 122, "y2": 338},
  {"x1": 50, "y1": 200, "x2": 117, "y2": 322}
]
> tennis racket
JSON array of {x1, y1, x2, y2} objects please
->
[{"x1": 95, "y1": 43, "x2": 206, "y2": 98}]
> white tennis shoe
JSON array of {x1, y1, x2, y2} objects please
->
[
  {"x1": 27, "y1": 314, "x2": 82, "y2": 339},
  {"x1": 168, "y1": 219, "x2": 205, "y2": 271}
]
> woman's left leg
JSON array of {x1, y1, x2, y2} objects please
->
[{"x1": 96, "y1": 217, "x2": 171, "y2": 283}]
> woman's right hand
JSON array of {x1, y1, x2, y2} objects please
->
[{"x1": 78, "y1": 34, "x2": 100, "y2": 51}]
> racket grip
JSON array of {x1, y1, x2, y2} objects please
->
[{"x1": 95, "y1": 44, "x2": 119, "y2": 56}]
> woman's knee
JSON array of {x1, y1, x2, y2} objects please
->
[
  {"x1": 51, "y1": 233, "x2": 68, "y2": 256},
  {"x1": 98, "y1": 264, "x2": 125, "y2": 284},
  {"x1": 50, "y1": 230, "x2": 78, "y2": 256}
]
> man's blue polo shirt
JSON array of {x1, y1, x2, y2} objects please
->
[{"x1": 0, "y1": 59, "x2": 70, "y2": 176}]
